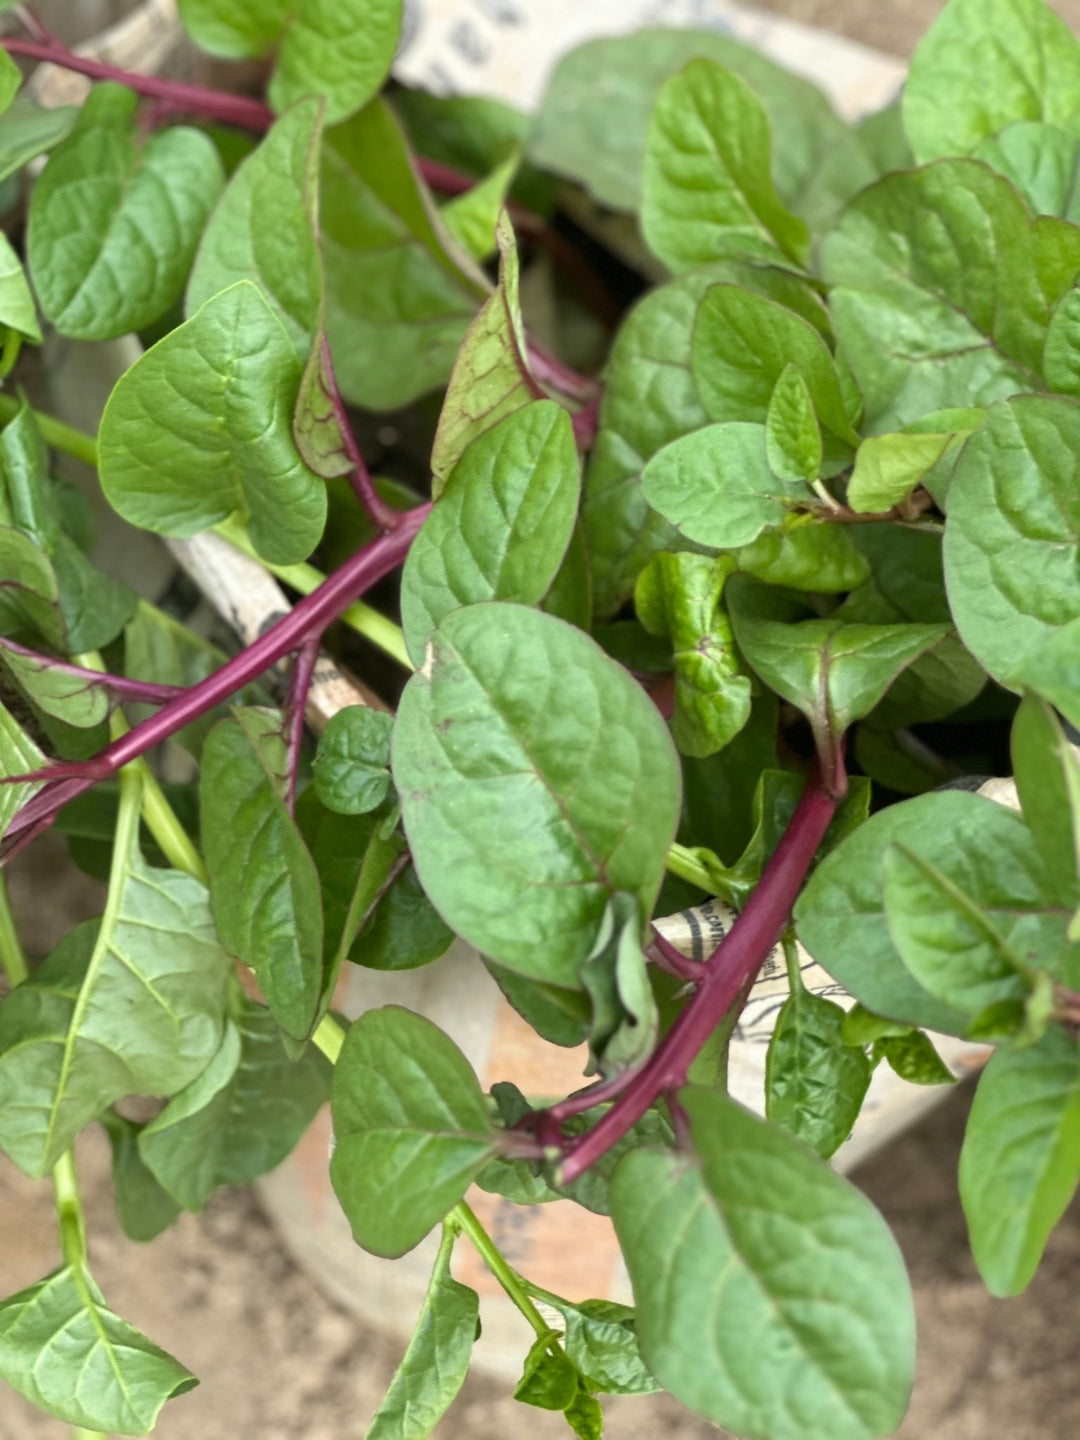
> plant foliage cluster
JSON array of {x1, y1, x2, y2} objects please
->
[{"x1": 0, "y1": 0, "x2": 1075, "y2": 1436}]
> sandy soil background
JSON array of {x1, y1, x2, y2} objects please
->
[{"x1": 3, "y1": 2, "x2": 1080, "y2": 1438}]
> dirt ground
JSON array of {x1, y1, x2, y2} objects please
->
[{"x1": 4, "y1": 2, "x2": 1080, "y2": 1438}]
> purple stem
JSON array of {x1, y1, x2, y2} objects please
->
[
  {"x1": 528, "y1": 341, "x2": 600, "y2": 406},
  {"x1": 2, "y1": 510, "x2": 427, "y2": 851},
  {"x1": 284, "y1": 635, "x2": 320, "y2": 817},
  {"x1": 557, "y1": 770, "x2": 839, "y2": 1185},
  {"x1": 571, "y1": 396, "x2": 601, "y2": 451},
  {"x1": 648, "y1": 928, "x2": 707, "y2": 984},
  {"x1": 318, "y1": 334, "x2": 403, "y2": 531},
  {"x1": 0, "y1": 639, "x2": 186, "y2": 705}
]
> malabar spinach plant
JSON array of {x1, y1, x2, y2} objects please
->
[{"x1": 0, "y1": 0, "x2": 1077, "y2": 1435}]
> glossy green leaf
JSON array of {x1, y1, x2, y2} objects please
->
[
  {"x1": 765, "y1": 967, "x2": 872, "y2": 1158},
  {"x1": 766, "y1": 364, "x2": 821, "y2": 481},
  {"x1": 0, "y1": 803, "x2": 230, "y2": 1177},
  {"x1": 728, "y1": 579, "x2": 948, "y2": 766},
  {"x1": 642, "y1": 58, "x2": 809, "y2": 272},
  {"x1": 903, "y1": 0, "x2": 1080, "y2": 164},
  {"x1": 99, "y1": 281, "x2": 326, "y2": 565},
  {"x1": 873, "y1": 1031, "x2": 956, "y2": 1087},
  {"x1": 200, "y1": 709, "x2": 324, "y2": 1039},
  {"x1": 441, "y1": 149, "x2": 519, "y2": 261},
  {"x1": 366, "y1": 1224, "x2": 480, "y2": 1440},
  {"x1": 330, "y1": 1007, "x2": 497, "y2": 1257},
  {"x1": 0, "y1": 99, "x2": 77, "y2": 184},
  {"x1": 943, "y1": 396, "x2": 1080, "y2": 685},
  {"x1": 531, "y1": 29, "x2": 851, "y2": 216},
  {"x1": 27, "y1": 84, "x2": 224, "y2": 340},
  {"x1": 403, "y1": 402, "x2": 578, "y2": 665},
  {"x1": 269, "y1": 0, "x2": 403, "y2": 125},
  {"x1": 642, "y1": 421, "x2": 810, "y2": 549},
  {"x1": 975, "y1": 121, "x2": 1080, "y2": 220},
  {"x1": 611, "y1": 1088, "x2": 915, "y2": 1439},
  {"x1": 139, "y1": 995, "x2": 331, "y2": 1209},
  {"x1": 178, "y1": 0, "x2": 291, "y2": 56},
  {"x1": 1008, "y1": 614, "x2": 1080, "y2": 730},
  {"x1": 1012, "y1": 693, "x2": 1080, "y2": 906},
  {"x1": 692, "y1": 284, "x2": 858, "y2": 448},
  {"x1": 797, "y1": 790, "x2": 1067, "y2": 1033},
  {"x1": 959, "y1": 1025, "x2": 1080, "y2": 1295},
  {"x1": 321, "y1": 98, "x2": 484, "y2": 410},
  {"x1": 733, "y1": 516, "x2": 870, "y2": 593},
  {"x1": 514, "y1": 1335, "x2": 579, "y2": 1411},
  {"x1": 823, "y1": 161, "x2": 1080, "y2": 431},
  {"x1": 430, "y1": 212, "x2": 541, "y2": 492},
  {"x1": 882, "y1": 842, "x2": 1031, "y2": 1013},
  {"x1": 100, "y1": 1112, "x2": 181, "y2": 1244},
  {"x1": 312, "y1": 705, "x2": 393, "y2": 816},
  {"x1": 542, "y1": 1297, "x2": 658, "y2": 1396},
  {"x1": 0, "y1": 643, "x2": 109, "y2": 729},
  {"x1": 0, "y1": 1263, "x2": 197, "y2": 1434},
  {"x1": 484, "y1": 968, "x2": 591, "y2": 1051},
  {"x1": 635, "y1": 550, "x2": 751, "y2": 757},
  {"x1": 0, "y1": 233, "x2": 40, "y2": 344},
  {"x1": 393, "y1": 603, "x2": 681, "y2": 987},
  {"x1": 187, "y1": 97, "x2": 323, "y2": 353},
  {"x1": 847, "y1": 432, "x2": 953, "y2": 514}
]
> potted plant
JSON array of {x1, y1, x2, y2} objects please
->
[{"x1": 0, "y1": 0, "x2": 1076, "y2": 1436}]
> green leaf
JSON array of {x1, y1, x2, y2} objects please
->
[
  {"x1": 583, "y1": 264, "x2": 827, "y2": 616},
  {"x1": 0, "y1": 99, "x2": 77, "y2": 184},
  {"x1": 0, "y1": 642, "x2": 109, "y2": 730},
  {"x1": 393, "y1": 603, "x2": 681, "y2": 987},
  {"x1": 403, "y1": 401, "x2": 579, "y2": 665},
  {"x1": 531, "y1": 28, "x2": 852, "y2": 216},
  {"x1": 841, "y1": 1005, "x2": 913, "y2": 1047},
  {"x1": 872, "y1": 1031, "x2": 956, "y2": 1087},
  {"x1": 484, "y1": 968, "x2": 591, "y2": 1051},
  {"x1": 796, "y1": 790, "x2": 1067, "y2": 1033},
  {"x1": 1009, "y1": 614, "x2": 1080, "y2": 730},
  {"x1": 187, "y1": 96, "x2": 323, "y2": 353},
  {"x1": 0, "y1": 1263, "x2": 196, "y2": 1433},
  {"x1": 312, "y1": 705, "x2": 393, "y2": 816},
  {"x1": 943, "y1": 396, "x2": 1080, "y2": 685},
  {"x1": 765, "y1": 968, "x2": 872, "y2": 1159},
  {"x1": 642, "y1": 421, "x2": 810, "y2": 550},
  {"x1": 903, "y1": 0, "x2": 1080, "y2": 164},
  {"x1": 959, "y1": 1025, "x2": 1080, "y2": 1295},
  {"x1": 692, "y1": 284, "x2": 859, "y2": 449},
  {"x1": 727, "y1": 579, "x2": 948, "y2": 768},
  {"x1": 1042, "y1": 285, "x2": 1080, "y2": 394},
  {"x1": 1012, "y1": 693, "x2": 1080, "y2": 906},
  {"x1": 430, "y1": 212, "x2": 541, "y2": 493},
  {"x1": 823, "y1": 161, "x2": 1080, "y2": 431},
  {"x1": 635, "y1": 550, "x2": 751, "y2": 757},
  {"x1": 0, "y1": 809, "x2": 230, "y2": 1177},
  {"x1": 564, "y1": 1388, "x2": 604, "y2": 1440},
  {"x1": 975, "y1": 121, "x2": 1080, "y2": 221},
  {"x1": 642, "y1": 58, "x2": 809, "y2": 272},
  {"x1": 847, "y1": 432, "x2": 954, "y2": 514},
  {"x1": 99, "y1": 280, "x2": 326, "y2": 565},
  {"x1": 766, "y1": 363, "x2": 822, "y2": 482},
  {"x1": 733, "y1": 516, "x2": 870, "y2": 593},
  {"x1": 611, "y1": 1089, "x2": 915, "y2": 1439},
  {"x1": 27, "y1": 84, "x2": 224, "y2": 340},
  {"x1": 882, "y1": 842, "x2": 1031, "y2": 1013},
  {"x1": 178, "y1": 0, "x2": 292, "y2": 57},
  {"x1": 514, "y1": 1335, "x2": 580, "y2": 1411},
  {"x1": 0, "y1": 401, "x2": 136, "y2": 653},
  {"x1": 441, "y1": 149, "x2": 519, "y2": 261},
  {"x1": 100, "y1": 1112, "x2": 181, "y2": 1243},
  {"x1": 580, "y1": 891, "x2": 659, "y2": 1079},
  {"x1": 268, "y1": 0, "x2": 403, "y2": 126},
  {"x1": 330, "y1": 1006, "x2": 496, "y2": 1257},
  {"x1": 138, "y1": 994, "x2": 331, "y2": 1209},
  {"x1": 322, "y1": 98, "x2": 484, "y2": 410},
  {"x1": 200, "y1": 709, "x2": 324, "y2": 1039},
  {"x1": 0, "y1": 50, "x2": 20, "y2": 120},
  {"x1": 541, "y1": 1297, "x2": 658, "y2": 1396},
  {"x1": 366, "y1": 1223, "x2": 480, "y2": 1440},
  {"x1": 0, "y1": 234, "x2": 40, "y2": 344}
]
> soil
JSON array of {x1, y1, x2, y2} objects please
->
[{"x1": 3, "y1": 3, "x2": 1080, "y2": 1439}]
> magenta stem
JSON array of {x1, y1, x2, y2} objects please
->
[
  {"x1": 557, "y1": 771, "x2": 839, "y2": 1185},
  {"x1": 284, "y1": 635, "x2": 320, "y2": 817},
  {"x1": 648, "y1": 928, "x2": 707, "y2": 983},
  {"x1": 3, "y1": 510, "x2": 427, "y2": 847},
  {"x1": 528, "y1": 341, "x2": 599, "y2": 405},
  {"x1": 318, "y1": 334, "x2": 403, "y2": 531},
  {"x1": 0, "y1": 639, "x2": 186, "y2": 705}
]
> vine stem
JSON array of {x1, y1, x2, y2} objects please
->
[
  {"x1": 0, "y1": 872, "x2": 28, "y2": 986},
  {"x1": 0, "y1": 393, "x2": 97, "y2": 467},
  {"x1": 284, "y1": 636, "x2": 320, "y2": 816},
  {"x1": 454, "y1": 1200, "x2": 550, "y2": 1339},
  {"x1": 0, "y1": 638, "x2": 186, "y2": 705},
  {"x1": 557, "y1": 768, "x2": 840, "y2": 1185},
  {"x1": 315, "y1": 333, "x2": 404, "y2": 532}
]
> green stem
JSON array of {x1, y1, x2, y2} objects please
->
[
  {"x1": 0, "y1": 873, "x2": 29, "y2": 987},
  {"x1": 77, "y1": 653, "x2": 208, "y2": 883},
  {"x1": 666, "y1": 842, "x2": 721, "y2": 895},
  {"x1": 454, "y1": 1200, "x2": 550, "y2": 1339},
  {"x1": 0, "y1": 327, "x2": 23, "y2": 379},
  {"x1": 214, "y1": 515, "x2": 413, "y2": 670},
  {"x1": 52, "y1": 1150, "x2": 88, "y2": 1267},
  {"x1": 0, "y1": 393, "x2": 97, "y2": 466}
]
